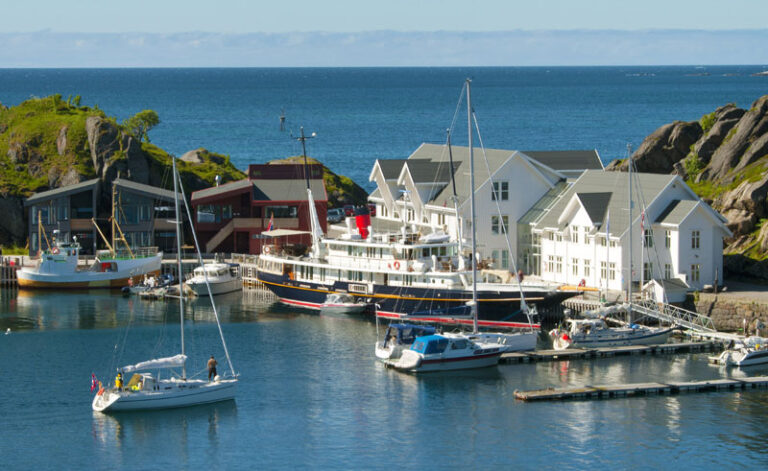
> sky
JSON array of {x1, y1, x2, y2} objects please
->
[{"x1": 2, "y1": 0, "x2": 767, "y2": 66}]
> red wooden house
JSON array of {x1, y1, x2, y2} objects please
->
[{"x1": 191, "y1": 164, "x2": 327, "y2": 254}]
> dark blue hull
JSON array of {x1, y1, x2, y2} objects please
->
[{"x1": 256, "y1": 270, "x2": 577, "y2": 329}]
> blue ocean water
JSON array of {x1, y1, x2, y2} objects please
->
[
  {"x1": 1, "y1": 288, "x2": 768, "y2": 469},
  {"x1": 1, "y1": 66, "x2": 767, "y2": 191}
]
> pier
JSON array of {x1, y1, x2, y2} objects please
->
[
  {"x1": 514, "y1": 376, "x2": 768, "y2": 402},
  {"x1": 499, "y1": 341, "x2": 721, "y2": 364},
  {"x1": 1, "y1": 257, "x2": 21, "y2": 287}
]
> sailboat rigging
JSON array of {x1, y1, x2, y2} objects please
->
[{"x1": 92, "y1": 156, "x2": 238, "y2": 412}]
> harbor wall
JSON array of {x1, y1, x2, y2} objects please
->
[{"x1": 694, "y1": 293, "x2": 768, "y2": 335}]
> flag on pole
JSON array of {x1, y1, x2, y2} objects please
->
[
  {"x1": 90, "y1": 373, "x2": 98, "y2": 392},
  {"x1": 266, "y1": 214, "x2": 274, "y2": 231}
]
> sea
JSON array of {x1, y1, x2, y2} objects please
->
[{"x1": 2, "y1": 67, "x2": 768, "y2": 469}]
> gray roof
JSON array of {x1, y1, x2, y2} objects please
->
[
  {"x1": 655, "y1": 199, "x2": 698, "y2": 226},
  {"x1": 376, "y1": 159, "x2": 408, "y2": 180},
  {"x1": 113, "y1": 179, "x2": 178, "y2": 202},
  {"x1": 191, "y1": 179, "x2": 254, "y2": 201},
  {"x1": 576, "y1": 192, "x2": 613, "y2": 227},
  {"x1": 24, "y1": 178, "x2": 100, "y2": 206},
  {"x1": 252, "y1": 178, "x2": 327, "y2": 202},
  {"x1": 404, "y1": 159, "x2": 460, "y2": 184},
  {"x1": 521, "y1": 150, "x2": 603, "y2": 171},
  {"x1": 533, "y1": 170, "x2": 676, "y2": 236},
  {"x1": 519, "y1": 181, "x2": 570, "y2": 225}
]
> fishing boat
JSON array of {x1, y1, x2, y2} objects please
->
[
  {"x1": 320, "y1": 293, "x2": 370, "y2": 315},
  {"x1": 187, "y1": 262, "x2": 241, "y2": 296},
  {"x1": 375, "y1": 323, "x2": 437, "y2": 360},
  {"x1": 93, "y1": 156, "x2": 238, "y2": 412},
  {"x1": 550, "y1": 318, "x2": 673, "y2": 350},
  {"x1": 711, "y1": 337, "x2": 768, "y2": 367}
]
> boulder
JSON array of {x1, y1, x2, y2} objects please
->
[
  {"x1": 693, "y1": 117, "x2": 740, "y2": 165},
  {"x1": 707, "y1": 96, "x2": 768, "y2": 180},
  {"x1": 180, "y1": 148, "x2": 205, "y2": 164},
  {"x1": 56, "y1": 126, "x2": 68, "y2": 156},
  {"x1": 7, "y1": 142, "x2": 28, "y2": 164},
  {"x1": 614, "y1": 121, "x2": 702, "y2": 174}
]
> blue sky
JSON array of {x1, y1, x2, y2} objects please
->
[{"x1": 2, "y1": 1, "x2": 767, "y2": 66}]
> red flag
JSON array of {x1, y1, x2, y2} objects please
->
[
  {"x1": 90, "y1": 373, "x2": 98, "y2": 392},
  {"x1": 266, "y1": 214, "x2": 274, "y2": 231}
]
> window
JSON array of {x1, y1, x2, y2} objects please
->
[
  {"x1": 556, "y1": 233, "x2": 563, "y2": 242},
  {"x1": 609, "y1": 262, "x2": 616, "y2": 280},
  {"x1": 556, "y1": 256, "x2": 563, "y2": 274},
  {"x1": 492, "y1": 181, "x2": 509, "y2": 201},
  {"x1": 609, "y1": 240, "x2": 617, "y2": 248},
  {"x1": 600, "y1": 261, "x2": 607, "y2": 279},
  {"x1": 546, "y1": 255, "x2": 555, "y2": 273},
  {"x1": 501, "y1": 250, "x2": 509, "y2": 269},
  {"x1": 406, "y1": 208, "x2": 414, "y2": 221},
  {"x1": 197, "y1": 205, "x2": 217, "y2": 223},
  {"x1": 492, "y1": 250, "x2": 499, "y2": 267},
  {"x1": 572, "y1": 258, "x2": 579, "y2": 276},
  {"x1": 691, "y1": 264, "x2": 700, "y2": 282},
  {"x1": 581, "y1": 226, "x2": 588, "y2": 244},
  {"x1": 665, "y1": 264, "x2": 672, "y2": 279},
  {"x1": 599, "y1": 236, "x2": 606, "y2": 247},
  {"x1": 665, "y1": 230, "x2": 671, "y2": 248},
  {"x1": 583, "y1": 259, "x2": 591, "y2": 278},
  {"x1": 139, "y1": 205, "x2": 151, "y2": 222},
  {"x1": 491, "y1": 215, "x2": 508, "y2": 235},
  {"x1": 265, "y1": 205, "x2": 298, "y2": 218},
  {"x1": 381, "y1": 206, "x2": 389, "y2": 218},
  {"x1": 437, "y1": 213, "x2": 446, "y2": 225},
  {"x1": 221, "y1": 205, "x2": 232, "y2": 220},
  {"x1": 643, "y1": 262, "x2": 653, "y2": 280},
  {"x1": 644, "y1": 229, "x2": 654, "y2": 248},
  {"x1": 548, "y1": 232, "x2": 554, "y2": 241},
  {"x1": 691, "y1": 230, "x2": 700, "y2": 249},
  {"x1": 571, "y1": 227, "x2": 579, "y2": 243},
  {"x1": 57, "y1": 205, "x2": 69, "y2": 222}
]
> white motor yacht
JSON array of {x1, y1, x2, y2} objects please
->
[{"x1": 187, "y1": 262, "x2": 241, "y2": 296}]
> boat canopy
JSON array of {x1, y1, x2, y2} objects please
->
[
  {"x1": 122, "y1": 354, "x2": 187, "y2": 373},
  {"x1": 410, "y1": 335, "x2": 449, "y2": 354},
  {"x1": 387, "y1": 324, "x2": 437, "y2": 343}
]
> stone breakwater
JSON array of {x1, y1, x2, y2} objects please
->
[{"x1": 695, "y1": 292, "x2": 768, "y2": 334}]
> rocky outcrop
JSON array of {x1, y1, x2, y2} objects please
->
[
  {"x1": 707, "y1": 96, "x2": 768, "y2": 180},
  {"x1": 56, "y1": 126, "x2": 68, "y2": 156},
  {"x1": 611, "y1": 121, "x2": 702, "y2": 174}
]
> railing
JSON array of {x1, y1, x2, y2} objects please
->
[{"x1": 630, "y1": 299, "x2": 717, "y2": 333}]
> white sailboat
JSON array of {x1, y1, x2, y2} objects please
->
[
  {"x1": 388, "y1": 80, "x2": 506, "y2": 373},
  {"x1": 93, "y1": 157, "x2": 238, "y2": 412}
]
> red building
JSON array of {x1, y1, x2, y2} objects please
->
[{"x1": 191, "y1": 164, "x2": 327, "y2": 254}]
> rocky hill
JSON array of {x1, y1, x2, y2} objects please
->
[{"x1": 606, "y1": 95, "x2": 768, "y2": 278}]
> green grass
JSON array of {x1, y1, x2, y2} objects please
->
[{"x1": 700, "y1": 111, "x2": 717, "y2": 133}]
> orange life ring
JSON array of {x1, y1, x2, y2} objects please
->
[
  {"x1": 263, "y1": 246, "x2": 270, "y2": 254},
  {"x1": 393, "y1": 261, "x2": 401, "y2": 270}
]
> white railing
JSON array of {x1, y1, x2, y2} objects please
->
[{"x1": 631, "y1": 299, "x2": 717, "y2": 333}]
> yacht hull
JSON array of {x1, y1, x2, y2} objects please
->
[
  {"x1": 18, "y1": 254, "x2": 162, "y2": 289},
  {"x1": 554, "y1": 327, "x2": 673, "y2": 350},
  {"x1": 188, "y1": 278, "x2": 242, "y2": 296},
  {"x1": 92, "y1": 379, "x2": 237, "y2": 412},
  {"x1": 257, "y1": 270, "x2": 574, "y2": 329}
]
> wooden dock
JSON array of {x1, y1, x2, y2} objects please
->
[
  {"x1": 1, "y1": 257, "x2": 21, "y2": 287},
  {"x1": 514, "y1": 376, "x2": 768, "y2": 402},
  {"x1": 500, "y1": 341, "x2": 720, "y2": 364}
]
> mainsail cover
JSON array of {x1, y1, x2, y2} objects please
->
[{"x1": 122, "y1": 354, "x2": 187, "y2": 373}]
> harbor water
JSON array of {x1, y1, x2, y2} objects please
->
[{"x1": 1, "y1": 288, "x2": 768, "y2": 469}]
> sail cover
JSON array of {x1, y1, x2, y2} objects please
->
[{"x1": 122, "y1": 354, "x2": 187, "y2": 373}]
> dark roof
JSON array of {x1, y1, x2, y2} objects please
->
[
  {"x1": 576, "y1": 192, "x2": 612, "y2": 227},
  {"x1": 191, "y1": 179, "x2": 254, "y2": 202},
  {"x1": 113, "y1": 179, "x2": 178, "y2": 202},
  {"x1": 252, "y1": 179, "x2": 327, "y2": 202},
  {"x1": 521, "y1": 150, "x2": 603, "y2": 171},
  {"x1": 376, "y1": 159, "x2": 408, "y2": 180},
  {"x1": 655, "y1": 199, "x2": 698, "y2": 225},
  {"x1": 403, "y1": 160, "x2": 460, "y2": 184},
  {"x1": 24, "y1": 178, "x2": 100, "y2": 206}
]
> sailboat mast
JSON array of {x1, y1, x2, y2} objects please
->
[
  {"x1": 446, "y1": 129, "x2": 463, "y2": 250},
  {"x1": 172, "y1": 156, "x2": 186, "y2": 380},
  {"x1": 627, "y1": 143, "x2": 633, "y2": 319},
  {"x1": 467, "y1": 79, "x2": 478, "y2": 334}
]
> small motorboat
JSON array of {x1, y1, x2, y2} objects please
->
[
  {"x1": 122, "y1": 273, "x2": 173, "y2": 296},
  {"x1": 186, "y1": 262, "x2": 241, "y2": 296},
  {"x1": 550, "y1": 318, "x2": 672, "y2": 350},
  {"x1": 386, "y1": 332, "x2": 504, "y2": 373},
  {"x1": 710, "y1": 337, "x2": 768, "y2": 367},
  {"x1": 375, "y1": 323, "x2": 437, "y2": 360},
  {"x1": 320, "y1": 293, "x2": 369, "y2": 315}
]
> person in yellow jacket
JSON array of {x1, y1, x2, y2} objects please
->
[{"x1": 115, "y1": 372, "x2": 123, "y2": 391}]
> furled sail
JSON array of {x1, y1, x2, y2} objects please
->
[{"x1": 122, "y1": 354, "x2": 187, "y2": 373}]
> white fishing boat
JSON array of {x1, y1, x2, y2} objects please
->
[
  {"x1": 550, "y1": 318, "x2": 673, "y2": 350},
  {"x1": 711, "y1": 336, "x2": 768, "y2": 367},
  {"x1": 93, "y1": 156, "x2": 238, "y2": 412},
  {"x1": 187, "y1": 262, "x2": 241, "y2": 296},
  {"x1": 375, "y1": 323, "x2": 437, "y2": 360},
  {"x1": 320, "y1": 293, "x2": 369, "y2": 315}
]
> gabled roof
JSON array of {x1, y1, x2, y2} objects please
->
[
  {"x1": 252, "y1": 179, "x2": 327, "y2": 202},
  {"x1": 576, "y1": 192, "x2": 612, "y2": 227},
  {"x1": 521, "y1": 150, "x2": 603, "y2": 171},
  {"x1": 402, "y1": 159, "x2": 459, "y2": 184},
  {"x1": 533, "y1": 170, "x2": 676, "y2": 236},
  {"x1": 375, "y1": 159, "x2": 409, "y2": 180},
  {"x1": 191, "y1": 179, "x2": 253, "y2": 203},
  {"x1": 655, "y1": 199, "x2": 699, "y2": 226},
  {"x1": 113, "y1": 179, "x2": 178, "y2": 202},
  {"x1": 24, "y1": 178, "x2": 100, "y2": 206}
]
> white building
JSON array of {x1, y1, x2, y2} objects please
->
[
  {"x1": 524, "y1": 170, "x2": 732, "y2": 293},
  {"x1": 367, "y1": 143, "x2": 602, "y2": 271}
]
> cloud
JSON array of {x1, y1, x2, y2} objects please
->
[{"x1": 1, "y1": 30, "x2": 767, "y2": 67}]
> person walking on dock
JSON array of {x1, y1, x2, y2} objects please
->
[{"x1": 207, "y1": 355, "x2": 218, "y2": 381}]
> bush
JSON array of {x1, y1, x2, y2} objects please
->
[{"x1": 700, "y1": 111, "x2": 716, "y2": 133}]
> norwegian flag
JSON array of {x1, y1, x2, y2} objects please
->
[
  {"x1": 90, "y1": 373, "x2": 98, "y2": 392},
  {"x1": 266, "y1": 214, "x2": 274, "y2": 231}
]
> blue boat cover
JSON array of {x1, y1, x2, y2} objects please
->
[{"x1": 410, "y1": 334, "x2": 449, "y2": 354}]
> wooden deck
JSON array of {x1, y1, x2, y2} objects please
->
[{"x1": 514, "y1": 376, "x2": 768, "y2": 402}]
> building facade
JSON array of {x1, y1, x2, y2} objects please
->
[
  {"x1": 191, "y1": 164, "x2": 327, "y2": 254},
  {"x1": 112, "y1": 178, "x2": 180, "y2": 254}
]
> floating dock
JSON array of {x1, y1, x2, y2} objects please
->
[
  {"x1": 500, "y1": 341, "x2": 720, "y2": 364},
  {"x1": 514, "y1": 376, "x2": 768, "y2": 402}
]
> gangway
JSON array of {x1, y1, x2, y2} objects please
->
[{"x1": 630, "y1": 299, "x2": 741, "y2": 342}]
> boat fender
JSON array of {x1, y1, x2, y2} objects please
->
[
  {"x1": 393, "y1": 261, "x2": 400, "y2": 270},
  {"x1": 263, "y1": 246, "x2": 270, "y2": 254}
]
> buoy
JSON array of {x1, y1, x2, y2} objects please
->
[{"x1": 393, "y1": 261, "x2": 401, "y2": 270}]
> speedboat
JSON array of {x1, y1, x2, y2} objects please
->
[
  {"x1": 320, "y1": 293, "x2": 369, "y2": 315},
  {"x1": 375, "y1": 323, "x2": 437, "y2": 360},
  {"x1": 550, "y1": 318, "x2": 673, "y2": 350},
  {"x1": 386, "y1": 332, "x2": 504, "y2": 373},
  {"x1": 710, "y1": 337, "x2": 768, "y2": 367},
  {"x1": 186, "y1": 262, "x2": 241, "y2": 296}
]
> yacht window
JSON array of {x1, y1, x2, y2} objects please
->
[{"x1": 452, "y1": 339, "x2": 468, "y2": 350}]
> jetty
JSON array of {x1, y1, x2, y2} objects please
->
[
  {"x1": 514, "y1": 376, "x2": 768, "y2": 402},
  {"x1": 499, "y1": 341, "x2": 720, "y2": 364},
  {"x1": 1, "y1": 257, "x2": 21, "y2": 287}
]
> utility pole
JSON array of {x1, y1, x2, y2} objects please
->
[{"x1": 293, "y1": 126, "x2": 317, "y2": 190}]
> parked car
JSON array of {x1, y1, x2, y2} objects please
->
[
  {"x1": 327, "y1": 208, "x2": 345, "y2": 224},
  {"x1": 368, "y1": 204, "x2": 376, "y2": 217},
  {"x1": 343, "y1": 205, "x2": 355, "y2": 217}
]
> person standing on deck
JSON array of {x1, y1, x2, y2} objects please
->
[{"x1": 207, "y1": 355, "x2": 218, "y2": 381}]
